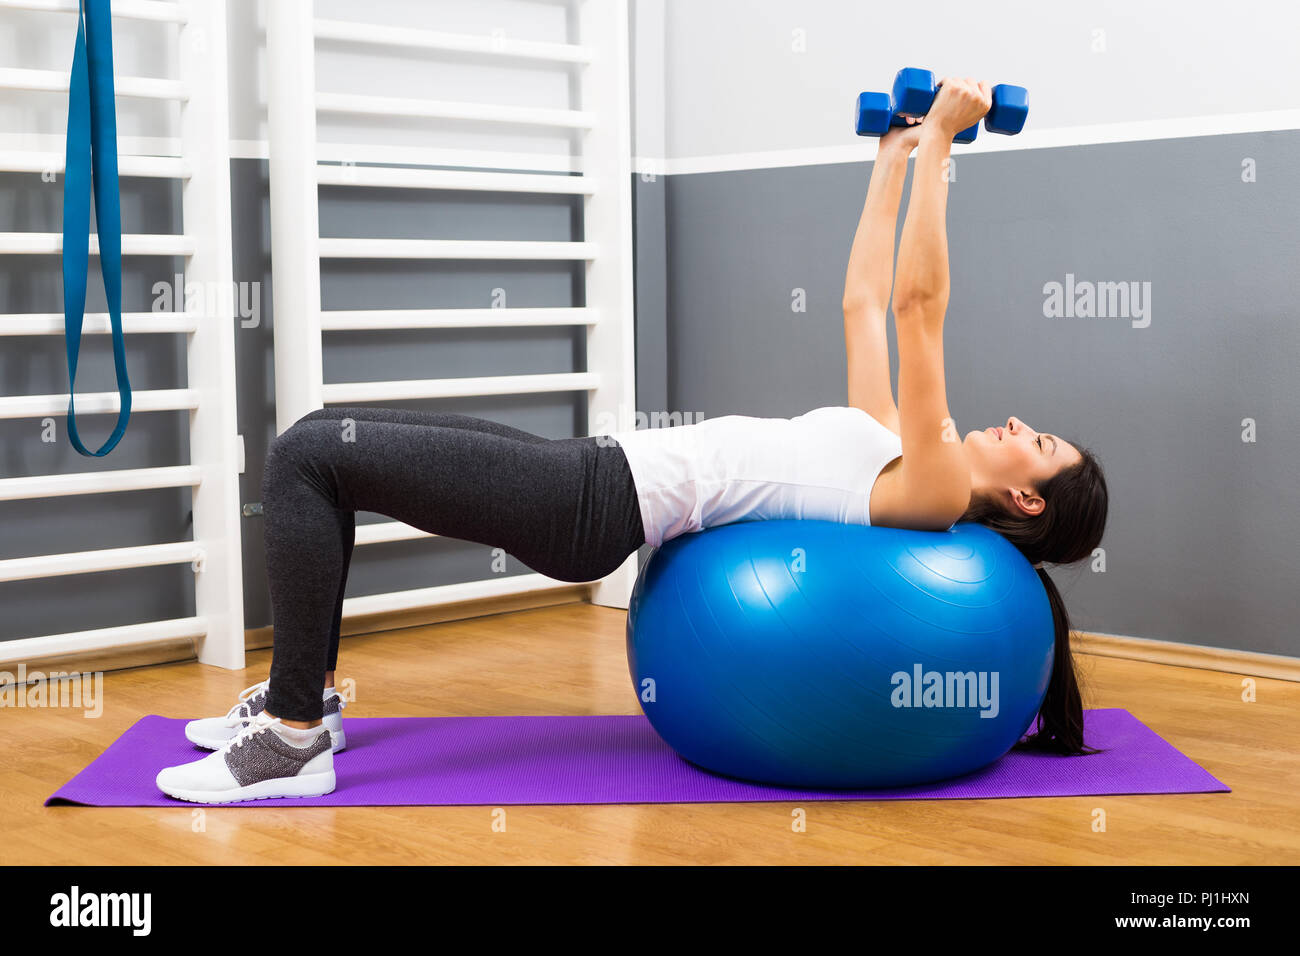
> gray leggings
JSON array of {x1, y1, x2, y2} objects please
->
[{"x1": 261, "y1": 407, "x2": 645, "y2": 721}]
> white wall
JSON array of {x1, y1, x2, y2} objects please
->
[
  {"x1": 631, "y1": 0, "x2": 666, "y2": 163},
  {"x1": 655, "y1": 0, "x2": 1300, "y2": 168},
  {"x1": 8, "y1": 0, "x2": 1293, "y2": 170}
]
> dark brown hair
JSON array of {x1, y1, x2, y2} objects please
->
[{"x1": 960, "y1": 445, "x2": 1109, "y2": 754}]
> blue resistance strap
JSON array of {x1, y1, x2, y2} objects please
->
[{"x1": 62, "y1": 0, "x2": 130, "y2": 456}]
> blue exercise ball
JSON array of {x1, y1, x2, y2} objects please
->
[{"x1": 626, "y1": 520, "x2": 1055, "y2": 788}]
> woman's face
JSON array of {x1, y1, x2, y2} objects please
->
[{"x1": 963, "y1": 416, "x2": 1082, "y2": 516}]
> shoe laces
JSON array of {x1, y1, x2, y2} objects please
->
[
  {"x1": 223, "y1": 680, "x2": 269, "y2": 723},
  {"x1": 222, "y1": 715, "x2": 282, "y2": 753}
]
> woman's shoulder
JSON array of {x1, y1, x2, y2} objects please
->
[{"x1": 870, "y1": 454, "x2": 969, "y2": 531}]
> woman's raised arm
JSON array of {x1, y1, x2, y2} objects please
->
[
  {"x1": 841, "y1": 123, "x2": 923, "y2": 433},
  {"x1": 885, "y1": 78, "x2": 992, "y2": 529}
]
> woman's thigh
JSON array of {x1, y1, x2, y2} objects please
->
[
  {"x1": 296, "y1": 406, "x2": 549, "y2": 443},
  {"x1": 266, "y1": 416, "x2": 640, "y2": 581}
]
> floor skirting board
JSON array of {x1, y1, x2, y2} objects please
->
[{"x1": 1074, "y1": 631, "x2": 1300, "y2": 683}]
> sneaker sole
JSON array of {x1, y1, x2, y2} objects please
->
[{"x1": 158, "y1": 769, "x2": 337, "y2": 805}]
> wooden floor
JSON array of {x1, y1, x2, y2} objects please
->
[{"x1": 5, "y1": 603, "x2": 1298, "y2": 865}]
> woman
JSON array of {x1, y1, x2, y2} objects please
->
[{"x1": 156, "y1": 78, "x2": 1107, "y2": 803}]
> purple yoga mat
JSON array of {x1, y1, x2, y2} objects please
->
[{"x1": 46, "y1": 708, "x2": 1227, "y2": 807}]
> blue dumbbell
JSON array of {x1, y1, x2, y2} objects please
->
[{"x1": 855, "y1": 68, "x2": 1029, "y2": 143}]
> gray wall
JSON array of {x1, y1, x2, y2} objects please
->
[
  {"x1": 633, "y1": 176, "x2": 668, "y2": 419},
  {"x1": 657, "y1": 130, "x2": 1300, "y2": 656}
]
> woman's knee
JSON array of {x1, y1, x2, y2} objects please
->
[{"x1": 264, "y1": 418, "x2": 341, "y2": 484}]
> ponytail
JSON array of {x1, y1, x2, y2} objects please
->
[{"x1": 1014, "y1": 568, "x2": 1102, "y2": 756}]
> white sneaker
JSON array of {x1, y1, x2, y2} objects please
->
[
  {"x1": 184, "y1": 680, "x2": 347, "y2": 753},
  {"x1": 158, "y1": 711, "x2": 336, "y2": 804}
]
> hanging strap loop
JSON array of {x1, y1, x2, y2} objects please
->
[{"x1": 62, "y1": 0, "x2": 131, "y2": 456}]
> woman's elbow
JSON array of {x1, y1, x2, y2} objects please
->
[{"x1": 842, "y1": 290, "x2": 881, "y2": 317}]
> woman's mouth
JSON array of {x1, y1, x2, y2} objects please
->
[{"x1": 986, "y1": 426, "x2": 1003, "y2": 441}]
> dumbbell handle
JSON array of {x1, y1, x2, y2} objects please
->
[
  {"x1": 888, "y1": 109, "x2": 980, "y2": 144},
  {"x1": 908, "y1": 79, "x2": 1029, "y2": 139}
]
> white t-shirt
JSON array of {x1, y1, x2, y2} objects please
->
[{"x1": 609, "y1": 405, "x2": 904, "y2": 547}]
